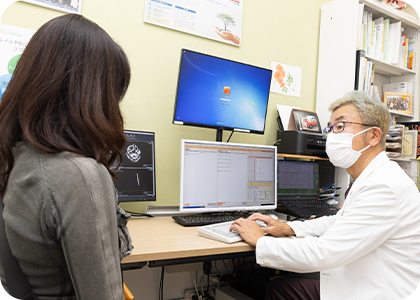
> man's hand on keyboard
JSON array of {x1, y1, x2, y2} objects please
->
[
  {"x1": 248, "y1": 213, "x2": 295, "y2": 236},
  {"x1": 229, "y1": 218, "x2": 264, "y2": 247}
]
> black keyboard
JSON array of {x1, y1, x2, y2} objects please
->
[
  {"x1": 172, "y1": 211, "x2": 254, "y2": 227},
  {"x1": 279, "y1": 199, "x2": 332, "y2": 209},
  {"x1": 277, "y1": 199, "x2": 338, "y2": 219}
]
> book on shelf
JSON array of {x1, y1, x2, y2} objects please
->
[
  {"x1": 400, "y1": 33, "x2": 407, "y2": 68},
  {"x1": 407, "y1": 35, "x2": 415, "y2": 70}
]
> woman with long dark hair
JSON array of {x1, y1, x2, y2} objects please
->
[{"x1": 0, "y1": 14, "x2": 131, "y2": 299}]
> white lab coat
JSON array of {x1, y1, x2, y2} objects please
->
[{"x1": 256, "y1": 152, "x2": 420, "y2": 300}]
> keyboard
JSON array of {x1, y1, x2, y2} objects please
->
[
  {"x1": 277, "y1": 199, "x2": 338, "y2": 219},
  {"x1": 172, "y1": 211, "x2": 255, "y2": 227},
  {"x1": 279, "y1": 199, "x2": 332, "y2": 209},
  {"x1": 198, "y1": 220, "x2": 267, "y2": 244}
]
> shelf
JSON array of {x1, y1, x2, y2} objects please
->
[
  {"x1": 277, "y1": 153, "x2": 329, "y2": 161},
  {"x1": 391, "y1": 110, "x2": 414, "y2": 118},
  {"x1": 360, "y1": 0, "x2": 420, "y2": 29},
  {"x1": 365, "y1": 54, "x2": 416, "y2": 76},
  {"x1": 390, "y1": 157, "x2": 411, "y2": 162}
]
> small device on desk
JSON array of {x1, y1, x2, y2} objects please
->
[
  {"x1": 275, "y1": 130, "x2": 327, "y2": 157},
  {"x1": 173, "y1": 139, "x2": 277, "y2": 226},
  {"x1": 276, "y1": 160, "x2": 338, "y2": 219}
]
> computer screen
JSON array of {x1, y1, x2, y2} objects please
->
[
  {"x1": 180, "y1": 139, "x2": 277, "y2": 213},
  {"x1": 173, "y1": 49, "x2": 272, "y2": 141},
  {"x1": 113, "y1": 130, "x2": 156, "y2": 202},
  {"x1": 277, "y1": 160, "x2": 319, "y2": 199}
]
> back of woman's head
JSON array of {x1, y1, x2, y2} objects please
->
[{"x1": 0, "y1": 14, "x2": 131, "y2": 195}]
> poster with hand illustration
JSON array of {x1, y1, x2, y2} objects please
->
[
  {"x1": 22, "y1": 0, "x2": 81, "y2": 14},
  {"x1": 270, "y1": 61, "x2": 302, "y2": 97},
  {"x1": 0, "y1": 23, "x2": 35, "y2": 101},
  {"x1": 144, "y1": 0, "x2": 243, "y2": 46}
]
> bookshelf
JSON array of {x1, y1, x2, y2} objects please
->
[{"x1": 315, "y1": 0, "x2": 420, "y2": 197}]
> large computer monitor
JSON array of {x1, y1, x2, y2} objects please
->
[
  {"x1": 179, "y1": 139, "x2": 277, "y2": 213},
  {"x1": 113, "y1": 130, "x2": 156, "y2": 202},
  {"x1": 173, "y1": 49, "x2": 272, "y2": 142},
  {"x1": 277, "y1": 160, "x2": 319, "y2": 200}
]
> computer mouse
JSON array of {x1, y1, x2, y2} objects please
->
[{"x1": 266, "y1": 213, "x2": 279, "y2": 221}]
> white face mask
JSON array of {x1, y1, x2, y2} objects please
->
[{"x1": 326, "y1": 127, "x2": 373, "y2": 169}]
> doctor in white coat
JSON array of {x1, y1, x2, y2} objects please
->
[{"x1": 231, "y1": 91, "x2": 420, "y2": 300}]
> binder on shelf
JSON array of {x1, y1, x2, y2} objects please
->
[
  {"x1": 362, "y1": 11, "x2": 368, "y2": 52},
  {"x1": 357, "y1": 3, "x2": 365, "y2": 50},
  {"x1": 366, "y1": 12, "x2": 373, "y2": 55},
  {"x1": 383, "y1": 82, "x2": 408, "y2": 93},
  {"x1": 374, "y1": 17, "x2": 384, "y2": 60},
  {"x1": 383, "y1": 19, "x2": 390, "y2": 62},
  {"x1": 388, "y1": 21, "x2": 401, "y2": 65}
]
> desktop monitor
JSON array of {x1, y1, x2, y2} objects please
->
[
  {"x1": 173, "y1": 49, "x2": 272, "y2": 141},
  {"x1": 113, "y1": 130, "x2": 156, "y2": 202},
  {"x1": 277, "y1": 160, "x2": 319, "y2": 200},
  {"x1": 179, "y1": 139, "x2": 277, "y2": 213}
]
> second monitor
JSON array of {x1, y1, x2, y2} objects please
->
[{"x1": 179, "y1": 139, "x2": 277, "y2": 214}]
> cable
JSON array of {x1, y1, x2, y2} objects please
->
[
  {"x1": 226, "y1": 131, "x2": 234, "y2": 143},
  {"x1": 159, "y1": 266, "x2": 164, "y2": 300},
  {"x1": 203, "y1": 261, "x2": 212, "y2": 295},
  {"x1": 192, "y1": 270, "x2": 202, "y2": 300}
]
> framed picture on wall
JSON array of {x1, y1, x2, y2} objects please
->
[
  {"x1": 382, "y1": 92, "x2": 413, "y2": 116},
  {"x1": 288, "y1": 109, "x2": 322, "y2": 134},
  {"x1": 21, "y1": 0, "x2": 82, "y2": 14}
]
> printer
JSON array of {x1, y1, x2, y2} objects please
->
[{"x1": 275, "y1": 130, "x2": 327, "y2": 157}]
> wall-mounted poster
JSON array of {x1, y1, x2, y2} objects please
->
[
  {"x1": 22, "y1": 0, "x2": 81, "y2": 14},
  {"x1": 144, "y1": 0, "x2": 243, "y2": 46},
  {"x1": 270, "y1": 61, "x2": 302, "y2": 97},
  {"x1": 0, "y1": 23, "x2": 35, "y2": 101}
]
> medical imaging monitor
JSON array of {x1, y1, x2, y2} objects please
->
[
  {"x1": 113, "y1": 130, "x2": 156, "y2": 202},
  {"x1": 180, "y1": 139, "x2": 277, "y2": 213}
]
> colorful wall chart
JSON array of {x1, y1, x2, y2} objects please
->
[
  {"x1": 144, "y1": 0, "x2": 243, "y2": 46},
  {"x1": 0, "y1": 24, "x2": 35, "y2": 100}
]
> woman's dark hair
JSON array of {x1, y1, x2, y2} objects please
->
[{"x1": 0, "y1": 14, "x2": 131, "y2": 195}]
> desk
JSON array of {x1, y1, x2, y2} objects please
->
[{"x1": 121, "y1": 217, "x2": 259, "y2": 270}]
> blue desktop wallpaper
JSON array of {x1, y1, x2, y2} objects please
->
[{"x1": 174, "y1": 50, "x2": 272, "y2": 132}]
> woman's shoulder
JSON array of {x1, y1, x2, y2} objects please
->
[{"x1": 16, "y1": 141, "x2": 112, "y2": 188}]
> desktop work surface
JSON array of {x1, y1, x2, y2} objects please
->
[{"x1": 121, "y1": 217, "x2": 290, "y2": 269}]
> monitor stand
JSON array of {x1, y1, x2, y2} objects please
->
[{"x1": 216, "y1": 129, "x2": 223, "y2": 142}]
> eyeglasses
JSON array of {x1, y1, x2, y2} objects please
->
[{"x1": 323, "y1": 121, "x2": 376, "y2": 134}]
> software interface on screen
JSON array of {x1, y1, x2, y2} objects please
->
[
  {"x1": 113, "y1": 130, "x2": 156, "y2": 202},
  {"x1": 173, "y1": 49, "x2": 272, "y2": 133},
  {"x1": 277, "y1": 160, "x2": 319, "y2": 197},
  {"x1": 180, "y1": 140, "x2": 277, "y2": 212}
]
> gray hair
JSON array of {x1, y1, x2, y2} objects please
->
[{"x1": 328, "y1": 91, "x2": 391, "y2": 149}]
